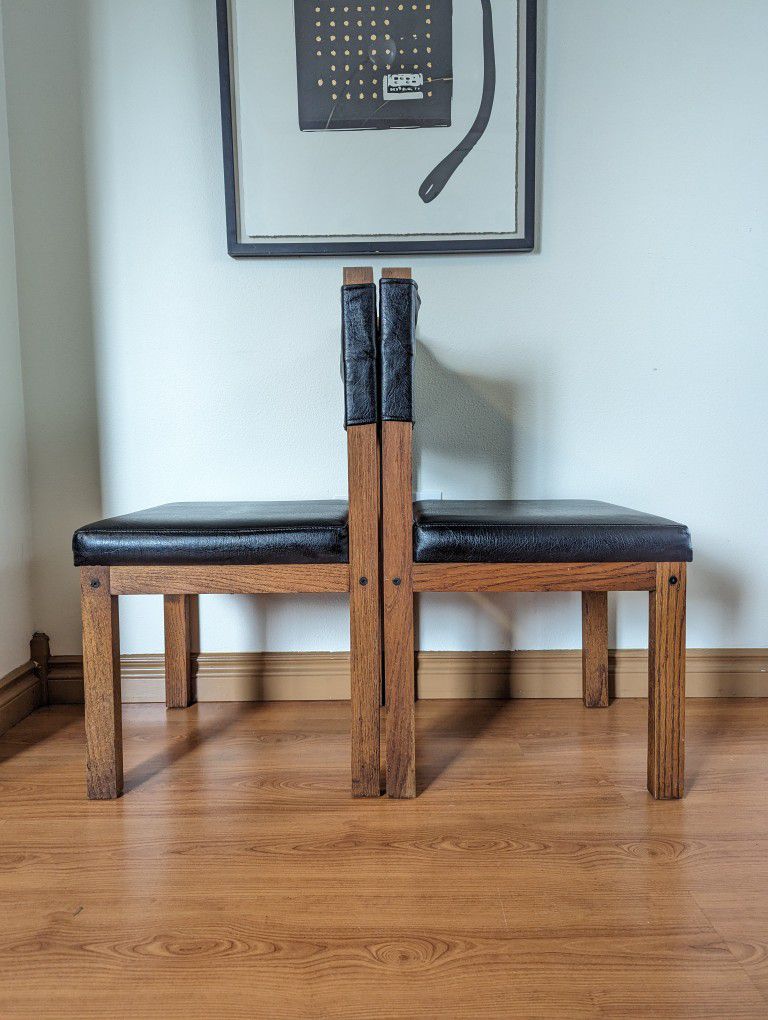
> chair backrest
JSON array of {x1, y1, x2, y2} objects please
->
[
  {"x1": 341, "y1": 268, "x2": 377, "y2": 429},
  {"x1": 341, "y1": 268, "x2": 383, "y2": 778},
  {"x1": 379, "y1": 272, "x2": 420, "y2": 425}
]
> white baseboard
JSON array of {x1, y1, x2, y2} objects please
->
[{"x1": 44, "y1": 648, "x2": 768, "y2": 704}]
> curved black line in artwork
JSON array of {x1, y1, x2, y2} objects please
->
[{"x1": 418, "y1": 0, "x2": 496, "y2": 204}]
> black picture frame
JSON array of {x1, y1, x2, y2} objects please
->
[{"x1": 216, "y1": 0, "x2": 537, "y2": 258}]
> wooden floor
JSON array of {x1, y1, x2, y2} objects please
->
[{"x1": 0, "y1": 699, "x2": 767, "y2": 1019}]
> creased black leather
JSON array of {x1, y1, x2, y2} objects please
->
[
  {"x1": 341, "y1": 283, "x2": 377, "y2": 427},
  {"x1": 413, "y1": 500, "x2": 693, "y2": 564},
  {"x1": 379, "y1": 277, "x2": 420, "y2": 422},
  {"x1": 73, "y1": 501, "x2": 349, "y2": 566}
]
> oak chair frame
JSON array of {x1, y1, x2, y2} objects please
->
[
  {"x1": 81, "y1": 268, "x2": 382, "y2": 800},
  {"x1": 380, "y1": 269, "x2": 686, "y2": 801}
]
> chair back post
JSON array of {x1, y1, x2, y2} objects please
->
[
  {"x1": 380, "y1": 268, "x2": 415, "y2": 585},
  {"x1": 343, "y1": 267, "x2": 382, "y2": 796},
  {"x1": 380, "y1": 267, "x2": 417, "y2": 797}
]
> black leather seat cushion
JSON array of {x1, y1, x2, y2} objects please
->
[
  {"x1": 73, "y1": 501, "x2": 349, "y2": 566},
  {"x1": 413, "y1": 500, "x2": 692, "y2": 563}
]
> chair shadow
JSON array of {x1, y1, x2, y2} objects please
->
[
  {"x1": 0, "y1": 705, "x2": 77, "y2": 766},
  {"x1": 414, "y1": 338, "x2": 520, "y2": 499},
  {"x1": 410, "y1": 341, "x2": 529, "y2": 794},
  {"x1": 681, "y1": 550, "x2": 748, "y2": 792},
  {"x1": 683, "y1": 697, "x2": 757, "y2": 794},
  {"x1": 123, "y1": 703, "x2": 243, "y2": 794},
  {"x1": 414, "y1": 697, "x2": 509, "y2": 795}
]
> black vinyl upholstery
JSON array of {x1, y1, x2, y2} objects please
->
[
  {"x1": 379, "y1": 277, "x2": 420, "y2": 423},
  {"x1": 341, "y1": 282, "x2": 377, "y2": 427},
  {"x1": 73, "y1": 501, "x2": 349, "y2": 566},
  {"x1": 413, "y1": 500, "x2": 693, "y2": 564}
]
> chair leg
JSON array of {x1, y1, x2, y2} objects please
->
[
  {"x1": 384, "y1": 581, "x2": 416, "y2": 798},
  {"x1": 164, "y1": 594, "x2": 195, "y2": 709},
  {"x1": 81, "y1": 566, "x2": 123, "y2": 799},
  {"x1": 350, "y1": 573, "x2": 382, "y2": 797},
  {"x1": 648, "y1": 562, "x2": 686, "y2": 799},
  {"x1": 381, "y1": 418, "x2": 417, "y2": 798},
  {"x1": 581, "y1": 591, "x2": 609, "y2": 707}
]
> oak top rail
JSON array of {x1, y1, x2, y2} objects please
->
[
  {"x1": 412, "y1": 561, "x2": 657, "y2": 593},
  {"x1": 108, "y1": 564, "x2": 351, "y2": 596}
]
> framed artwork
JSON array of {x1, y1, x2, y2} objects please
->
[{"x1": 217, "y1": 0, "x2": 537, "y2": 257}]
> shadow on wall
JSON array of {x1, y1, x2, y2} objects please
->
[
  {"x1": 414, "y1": 338, "x2": 517, "y2": 500},
  {"x1": 411, "y1": 336, "x2": 744, "y2": 655},
  {"x1": 413, "y1": 335, "x2": 535, "y2": 654},
  {"x1": 683, "y1": 550, "x2": 744, "y2": 639}
]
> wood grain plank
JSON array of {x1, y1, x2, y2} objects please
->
[
  {"x1": 582, "y1": 591, "x2": 609, "y2": 707},
  {"x1": 109, "y1": 564, "x2": 350, "y2": 595},
  {"x1": 80, "y1": 567, "x2": 123, "y2": 799},
  {"x1": 648, "y1": 562, "x2": 686, "y2": 799},
  {"x1": 693, "y1": 889, "x2": 768, "y2": 1003},
  {"x1": 163, "y1": 595, "x2": 194, "y2": 709},
  {"x1": 2, "y1": 699, "x2": 768, "y2": 1018},
  {"x1": 413, "y1": 561, "x2": 656, "y2": 592}
]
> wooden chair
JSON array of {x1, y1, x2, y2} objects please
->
[
  {"x1": 379, "y1": 268, "x2": 692, "y2": 800},
  {"x1": 73, "y1": 268, "x2": 382, "y2": 799}
]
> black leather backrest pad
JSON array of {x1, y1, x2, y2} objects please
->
[
  {"x1": 380, "y1": 278, "x2": 420, "y2": 423},
  {"x1": 341, "y1": 283, "x2": 377, "y2": 427}
]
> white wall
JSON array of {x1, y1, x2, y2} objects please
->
[
  {"x1": 2, "y1": 0, "x2": 102, "y2": 656},
  {"x1": 0, "y1": 5, "x2": 33, "y2": 676},
  {"x1": 3, "y1": 0, "x2": 767, "y2": 657}
]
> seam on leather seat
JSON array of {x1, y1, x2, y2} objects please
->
[
  {"x1": 77, "y1": 527, "x2": 348, "y2": 537},
  {"x1": 414, "y1": 522, "x2": 686, "y2": 529}
]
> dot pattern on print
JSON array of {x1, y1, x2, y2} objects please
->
[{"x1": 295, "y1": 0, "x2": 452, "y2": 130}]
